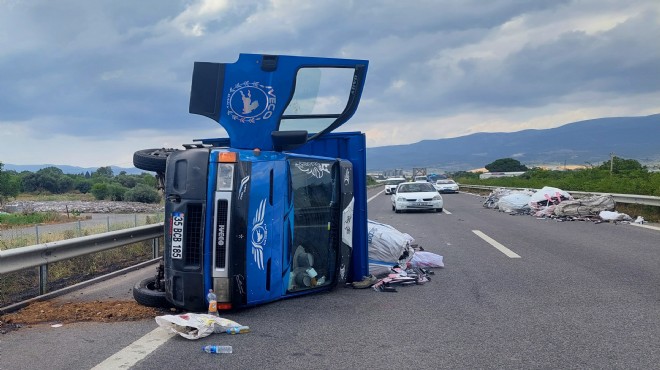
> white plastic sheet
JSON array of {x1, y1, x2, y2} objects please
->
[{"x1": 599, "y1": 211, "x2": 632, "y2": 221}]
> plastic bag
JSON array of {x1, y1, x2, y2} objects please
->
[
  {"x1": 599, "y1": 211, "x2": 632, "y2": 221},
  {"x1": 410, "y1": 251, "x2": 444, "y2": 268},
  {"x1": 155, "y1": 313, "x2": 243, "y2": 340}
]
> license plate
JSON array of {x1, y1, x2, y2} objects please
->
[
  {"x1": 171, "y1": 212, "x2": 184, "y2": 259},
  {"x1": 413, "y1": 202, "x2": 430, "y2": 206}
]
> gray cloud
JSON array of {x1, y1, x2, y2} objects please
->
[{"x1": 0, "y1": 0, "x2": 658, "y2": 165}]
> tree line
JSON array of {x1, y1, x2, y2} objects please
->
[
  {"x1": 452, "y1": 157, "x2": 660, "y2": 196},
  {"x1": 0, "y1": 163, "x2": 161, "y2": 205}
]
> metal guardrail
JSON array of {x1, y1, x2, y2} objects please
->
[
  {"x1": 0, "y1": 223, "x2": 164, "y2": 294},
  {"x1": 0, "y1": 223, "x2": 164, "y2": 274},
  {"x1": 459, "y1": 185, "x2": 660, "y2": 207}
]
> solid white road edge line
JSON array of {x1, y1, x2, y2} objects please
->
[
  {"x1": 628, "y1": 223, "x2": 660, "y2": 231},
  {"x1": 91, "y1": 327, "x2": 174, "y2": 370},
  {"x1": 472, "y1": 230, "x2": 521, "y2": 258},
  {"x1": 443, "y1": 209, "x2": 452, "y2": 214}
]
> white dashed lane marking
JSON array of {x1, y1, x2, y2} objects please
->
[{"x1": 472, "y1": 230, "x2": 521, "y2": 258}]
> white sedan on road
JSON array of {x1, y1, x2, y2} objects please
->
[
  {"x1": 434, "y1": 179, "x2": 459, "y2": 193},
  {"x1": 391, "y1": 182, "x2": 443, "y2": 213}
]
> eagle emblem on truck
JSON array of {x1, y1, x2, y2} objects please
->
[{"x1": 251, "y1": 198, "x2": 268, "y2": 270}]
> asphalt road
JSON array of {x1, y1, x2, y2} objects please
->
[{"x1": 1, "y1": 189, "x2": 659, "y2": 369}]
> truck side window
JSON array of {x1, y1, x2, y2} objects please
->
[{"x1": 287, "y1": 158, "x2": 337, "y2": 291}]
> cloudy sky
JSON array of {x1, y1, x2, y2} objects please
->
[{"x1": 1, "y1": 0, "x2": 659, "y2": 167}]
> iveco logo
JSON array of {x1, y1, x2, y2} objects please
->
[
  {"x1": 217, "y1": 225, "x2": 225, "y2": 246},
  {"x1": 227, "y1": 81, "x2": 276, "y2": 123}
]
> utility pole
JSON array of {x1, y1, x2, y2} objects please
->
[{"x1": 609, "y1": 152, "x2": 615, "y2": 176}]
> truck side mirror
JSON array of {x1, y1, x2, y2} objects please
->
[{"x1": 271, "y1": 130, "x2": 308, "y2": 152}]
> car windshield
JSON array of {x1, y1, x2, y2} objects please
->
[
  {"x1": 386, "y1": 179, "x2": 406, "y2": 185},
  {"x1": 398, "y1": 183, "x2": 435, "y2": 193}
]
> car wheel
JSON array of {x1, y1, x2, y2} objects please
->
[
  {"x1": 436, "y1": 208, "x2": 443, "y2": 213},
  {"x1": 392, "y1": 204, "x2": 395, "y2": 211},
  {"x1": 133, "y1": 277, "x2": 171, "y2": 308},
  {"x1": 133, "y1": 148, "x2": 180, "y2": 173}
]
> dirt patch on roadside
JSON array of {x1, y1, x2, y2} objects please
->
[{"x1": 0, "y1": 300, "x2": 171, "y2": 334}]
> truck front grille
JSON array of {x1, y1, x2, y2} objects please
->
[
  {"x1": 185, "y1": 203, "x2": 203, "y2": 266},
  {"x1": 215, "y1": 200, "x2": 228, "y2": 268}
]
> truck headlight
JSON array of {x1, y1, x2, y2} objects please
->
[{"x1": 217, "y1": 163, "x2": 235, "y2": 191}]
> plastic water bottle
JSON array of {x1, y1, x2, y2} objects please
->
[
  {"x1": 225, "y1": 326, "x2": 250, "y2": 335},
  {"x1": 202, "y1": 345, "x2": 233, "y2": 354}
]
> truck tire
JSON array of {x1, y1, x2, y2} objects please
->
[
  {"x1": 133, "y1": 277, "x2": 171, "y2": 308},
  {"x1": 133, "y1": 148, "x2": 179, "y2": 173}
]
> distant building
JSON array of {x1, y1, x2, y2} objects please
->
[{"x1": 478, "y1": 171, "x2": 526, "y2": 179}]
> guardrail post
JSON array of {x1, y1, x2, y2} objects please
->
[
  {"x1": 35, "y1": 225, "x2": 40, "y2": 244},
  {"x1": 39, "y1": 265, "x2": 48, "y2": 294},
  {"x1": 77, "y1": 220, "x2": 82, "y2": 236},
  {"x1": 107, "y1": 216, "x2": 111, "y2": 232},
  {"x1": 152, "y1": 238, "x2": 160, "y2": 258}
]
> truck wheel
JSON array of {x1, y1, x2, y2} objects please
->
[
  {"x1": 133, "y1": 148, "x2": 179, "y2": 173},
  {"x1": 133, "y1": 277, "x2": 171, "y2": 308}
]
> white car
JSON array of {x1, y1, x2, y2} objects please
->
[
  {"x1": 434, "y1": 179, "x2": 459, "y2": 193},
  {"x1": 414, "y1": 176, "x2": 428, "y2": 182},
  {"x1": 391, "y1": 182, "x2": 443, "y2": 213},
  {"x1": 384, "y1": 177, "x2": 407, "y2": 195}
]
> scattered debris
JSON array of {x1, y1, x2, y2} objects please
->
[
  {"x1": 482, "y1": 186, "x2": 643, "y2": 224},
  {"x1": 349, "y1": 220, "x2": 444, "y2": 293}
]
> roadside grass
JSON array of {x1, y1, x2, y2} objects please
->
[{"x1": 0, "y1": 212, "x2": 86, "y2": 230}]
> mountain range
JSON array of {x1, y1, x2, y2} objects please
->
[
  {"x1": 4, "y1": 114, "x2": 659, "y2": 175},
  {"x1": 366, "y1": 114, "x2": 660, "y2": 172}
]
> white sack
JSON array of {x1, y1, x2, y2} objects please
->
[
  {"x1": 367, "y1": 220, "x2": 415, "y2": 275},
  {"x1": 553, "y1": 195, "x2": 615, "y2": 217},
  {"x1": 497, "y1": 193, "x2": 532, "y2": 213}
]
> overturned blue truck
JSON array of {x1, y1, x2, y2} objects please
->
[{"x1": 132, "y1": 54, "x2": 370, "y2": 312}]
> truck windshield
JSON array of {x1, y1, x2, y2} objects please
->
[
  {"x1": 280, "y1": 67, "x2": 356, "y2": 134},
  {"x1": 287, "y1": 158, "x2": 337, "y2": 291}
]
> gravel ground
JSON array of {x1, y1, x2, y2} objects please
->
[{"x1": 1, "y1": 200, "x2": 164, "y2": 214}]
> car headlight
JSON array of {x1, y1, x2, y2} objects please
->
[
  {"x1": 433, "y1": 195, "x2": 442, "y2": 200},
  {"x1": 397, "y1": 196, "x2": 406, "y2": 201}
]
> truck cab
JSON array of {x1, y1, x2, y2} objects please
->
[{"x1": 133, "y1": 54, "x2": 369, "y2": 312}]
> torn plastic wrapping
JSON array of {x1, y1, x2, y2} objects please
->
[
  {"x1": 410, "y1": 251, "x2": 444, "y2": 268},
  {"x1": 529, "y1": 186, "x2": 572, "y2": 209},
  {"x1": 155, "y1": 313, "x2": 244, "y2": 340}
]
